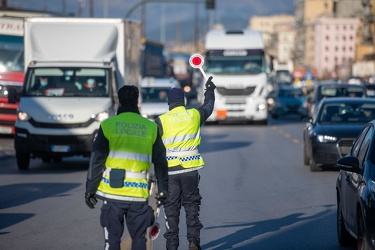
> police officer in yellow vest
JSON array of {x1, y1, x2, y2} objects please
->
[
  {"x1": 154, "y1": 76, "x2": 216, "y2": 250},
  {"x1": 85, "y1": 85, "x2": 168, "y2": 250}
]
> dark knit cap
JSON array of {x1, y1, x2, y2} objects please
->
[
  {"x1": 168, "y1": 87, "x2": 185, "y2": 105},
  {"x1": 118, "y1": 85, "x2": 139, "y2": 107}
]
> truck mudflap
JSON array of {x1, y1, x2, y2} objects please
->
[{"x1": 14, "y1": 127, "x2": 97, "y2": 158}]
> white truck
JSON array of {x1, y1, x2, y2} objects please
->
[
  {"x1": 199, "y1": 29, "x2": 269, "y2": 124},
  {"x1": 8, "y1": 17, "x2": 141, "y2": 169}
]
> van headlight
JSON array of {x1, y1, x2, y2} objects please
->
[
  {"x1": 257, "y1": 103, "x2": 267, "y2": 112},
  {"x1": 18, "y1": 111, "x2": 31, "y2": 121},
  {"x1": 93, "y1": 111, "x2": 109, "y2": 122}
]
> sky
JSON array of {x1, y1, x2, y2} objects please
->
[{"x1": 2, "y1": 0, "x2": 295, "y2": 43}]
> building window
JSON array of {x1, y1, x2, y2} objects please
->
[
  {"x1": 325, "y1": 57, "x2": 329, "y2": 62},
  {"x1": 326, "y1": 46, "x2": 329, "y2": 51},
  {"x1": 335, "y1": 46, "x2": 338, "y2": 52},
  {"x1": 343, "y1": 36, "x2": 346, "y2": 41},
  {"x1": 326, "y1": 35, "x2": 329, "y2": 41},
  {"x1": 343, "y1": 47, "x2": 346, "y2": 52}
]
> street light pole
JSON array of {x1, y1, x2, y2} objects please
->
[{"x1": 2, "y1": 0, "x2": 7, "y2": 9}]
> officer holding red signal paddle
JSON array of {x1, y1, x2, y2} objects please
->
[{"x1": 154, "y1": 54, "x2": 216, "y2": 250}]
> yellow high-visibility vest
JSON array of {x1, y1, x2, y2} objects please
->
[
  {"x1": 159, "y1": 106, "x2": 204, "y2": 170},
  {"x1": 96, "y1": 112, "x2": 157, "y2": 202}
]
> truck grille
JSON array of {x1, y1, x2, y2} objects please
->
[
  {"x1": 216, "y1": 86, "x2": 256, "y2": 96},
  {"x1": 0, "y1": 107, "x2": 17, "y2": 115}
]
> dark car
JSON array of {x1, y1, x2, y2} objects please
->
[
  {"x1": 303, "y1": 97, "x2": 375, "y2": 172},
  {"x1": 266, "y1": 86, "x2": 306, "y2": 119},
  {"x1": 336, "y1": 120, "x2": 375, "y2": 249},
  {"x1": 300, "y1": 82, "x2": 367, "y2": 118}
]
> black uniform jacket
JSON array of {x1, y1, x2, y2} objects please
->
[{"x1": 85, "y1": 106, "x2": 168, "y2": 203}]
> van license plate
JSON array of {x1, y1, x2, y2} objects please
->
[{"x1": 51, "y1": 145, "x2": 70, "y2": 152}]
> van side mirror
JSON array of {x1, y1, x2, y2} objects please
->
[{"x1": 8, "y1": 88, "x2": 18, "y2": 104}]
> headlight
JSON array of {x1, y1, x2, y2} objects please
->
[
  {"x1": 267, "y1": 98, "x2": 274, "y2": 106},
  {"x1": 18, "y1": 111, "x2": 31, "y2": 121},
  {"x1": 257, "y1": 103, "x2": 267, "y2": 112},
  {"x1": 0, "y1": 85, "x2": 8, "y2": 97},
  {"x1": 317, "y1": 134, "x2": 337, "y2": 143},
  {"x1": 93, "y1": 111, "x2": 109, "y2": 122}
]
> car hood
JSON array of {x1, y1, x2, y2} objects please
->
[{"x1": 314, "y1": 123, "x2": 365, "y2": 138}]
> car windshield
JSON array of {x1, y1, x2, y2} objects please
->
[
  {"x1": 24, "y1": 67, "x2": 109, "y2": 97},
  {"x1": 319, "y1": 102, "x2": 375, "y2": 123},
  {"x1": 318, "y1": 86, "x2": 365, "y2": 102},
  {"x1": 278, "y1": 88, "x2": 304, "y2": 98},
  {"x1": 142, "y1": 87, "x2": 170, "y2": 103}
]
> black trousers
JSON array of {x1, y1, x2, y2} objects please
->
[
  {"x1": 100, "y1": 201, "x2": 154, "y2": 250},
  {"x1": 163, "y1": 170, "x2": 203, "y2": 250}
]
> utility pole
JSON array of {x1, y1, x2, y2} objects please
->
[
  {"x1": 194, "y1": 3, "x2": 199, "y2": 51},
  {"x1": 2, "y1": 0, "x2": 7, "y2": 9},
  {"x1": 89, "y1": 0, "x2": 94, "y2": 17}
]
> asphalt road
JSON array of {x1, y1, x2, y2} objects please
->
[{"x1": 0, "y1": 116, "x2": 357, "y2": 250}]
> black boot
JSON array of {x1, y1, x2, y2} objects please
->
[{"x1": 189, "y1": 241, "x2": 202, "y2": 250}]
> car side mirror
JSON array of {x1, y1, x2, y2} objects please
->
[
  {"x1": 8, "y1": 87, "x2": 18, "y2": 104},
  {"x1": 337, "y1": 156, "x2": 360, "y2": 173}
]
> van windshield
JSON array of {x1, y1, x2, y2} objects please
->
[{"x1": 24, "y1": 67, "x2": 110, "y2": 97}]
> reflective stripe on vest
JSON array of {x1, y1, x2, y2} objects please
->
[
  {"x1": 159, "y1": 106, "x2": 204, "y2": 169},
  {"x1": 96, "y1": 112, "x2": 157, "y2": 202}
]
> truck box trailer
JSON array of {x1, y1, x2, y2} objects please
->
[
  {"x1": 0, "y1": 10, "x2": 54, "y2": 135},
  {"x1": 9, "y1": 17, "x2": 141, "y2": 169}
]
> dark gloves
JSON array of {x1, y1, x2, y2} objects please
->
[
  {"x1": 155, "y1": 191, "x2": 168, "y2": 205},
  {"x1": 205, "y1": 76, "x2": 216, "y2": 91},
  {"x1": 85, "y1": 192, "x2": 98, "y2": 209}
]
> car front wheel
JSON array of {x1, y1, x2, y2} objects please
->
[
  {"x1": 337, "y1": 197, "x2": 356, "y2": 246},
  {"x1": 357, "y1": 210, "x2": 371, "y2": 250},
  {"x1": 303, "y1": 143, "x2": 310, "y2": 166},
  {"x1": 310, "y1": 158, "x2": 322, "y2": 172}
]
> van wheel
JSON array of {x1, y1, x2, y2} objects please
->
[{"x1": 16, "y1": 151, "x2": 30, "y2": 170}]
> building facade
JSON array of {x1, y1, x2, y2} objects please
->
[{"x1": 314, "y1": 17, "x2": 359, "y2": 79}]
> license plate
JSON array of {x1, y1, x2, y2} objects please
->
[
  {"x1": 51, "y1": 145, "x2": 70, "y2": 152},
  {"x1": 0, "y1": 126, "x2": 12, "y2": 134}
]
